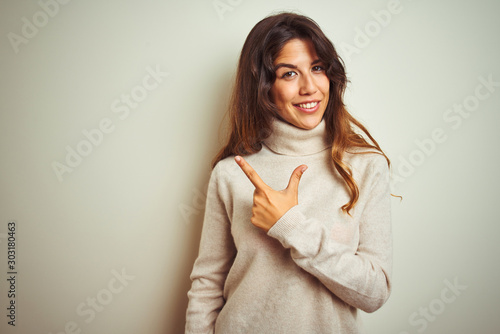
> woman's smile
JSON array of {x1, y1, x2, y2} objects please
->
[{"x1": 293, "y1": 100, "x2": 321, "y2": 113}]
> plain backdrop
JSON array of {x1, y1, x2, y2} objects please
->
[{"x1": 1, "y1": 1, "x2": 499, "y2": 333}]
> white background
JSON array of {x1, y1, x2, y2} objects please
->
[{"x1": 1, "y1": 0, "x2": 499, "y2": 333}]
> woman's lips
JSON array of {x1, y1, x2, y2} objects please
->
[{"x1": 294, "y1": 101, "x2": 320, "y2": 113}]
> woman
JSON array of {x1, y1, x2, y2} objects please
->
[{"x1": 185, "y1": 12, "x2": 392, "y2": 334}]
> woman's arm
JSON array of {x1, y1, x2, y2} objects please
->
[
  {"x1": 267, "y1": 155, "x2": 392, "y2": 313},
  {"x1": 185, "y1": 165, "x2": 236, "y2": 334}
]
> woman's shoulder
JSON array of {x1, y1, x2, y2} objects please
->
[
  {"x1": 343, "y1": 148, "x2": 390, "y2": 177},
  {"x1": 213, "y1": 149, "x2": 266, "y2": 177},
  {"x1": 212, "y1": 155, "x2": 241, "y2": 182}
]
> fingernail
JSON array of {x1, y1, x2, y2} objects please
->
[
  {"x1": 302, "y1": 166, "x2": 308, "y2": 173},
  {"x1": 235, "y1": 156, "x2": 241, "y2": 162}
]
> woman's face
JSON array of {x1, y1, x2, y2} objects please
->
[{"x1": 270, "y1": 38, "x2": 330, "y2": 130}]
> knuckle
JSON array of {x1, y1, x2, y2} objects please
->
[
  {"x1": 247, "y1": 169, "x2": 256, "y2": 180},
  {"x1": 262, "y1": 192, "x2": 272, "y2": 201}
]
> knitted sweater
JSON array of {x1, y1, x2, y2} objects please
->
[{"x1": 185, "y1": 117, "x2": 392, "y2": 334}]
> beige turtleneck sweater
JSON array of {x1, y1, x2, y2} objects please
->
[{"x1": 185, "y1": 117, "x2": 392, "y2": 334}]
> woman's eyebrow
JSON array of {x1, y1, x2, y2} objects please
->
[
  {"x1": 274, "y1": 63, "x2": 297, "y2": 71},
  {"x1": 274, "y1": 59, "x2": 322, "y2": 71}
]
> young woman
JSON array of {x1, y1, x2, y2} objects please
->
[{"x1": 185, "y1": 12, "x2": 392, "y2": 334}]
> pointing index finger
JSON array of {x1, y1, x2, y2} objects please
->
[{"x1": 235, "y1": 156, "x2": 268, "y2": 190}]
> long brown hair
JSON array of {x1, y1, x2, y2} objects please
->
[{"x1": 213, "y1": 12, "x2": 391, "y2": 214}]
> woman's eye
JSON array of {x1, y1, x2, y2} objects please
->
[
  {"x1": 281, "y1": 71, "x2": 297, "y2": 78},
  {"x1": 312, "y1": 65, "x2": 325, "y2": 72}
]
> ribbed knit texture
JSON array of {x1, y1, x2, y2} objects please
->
[{"x1": 185, "y1": 117, "x2": 392, "y2": 334}]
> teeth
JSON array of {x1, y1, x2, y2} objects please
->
[{"x1": 298, "y1": 102, "x2": 318, "y2": 109}]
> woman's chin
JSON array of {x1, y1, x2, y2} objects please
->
[
  {"x1": 277, "y1": 112, "x2": 324, "y2": 130},
  {"x1": 295, "y1": 116, "x2": 323, "y2": 130}
]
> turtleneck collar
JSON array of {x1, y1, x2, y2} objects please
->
[{"x1": 262, "y1": 117, "x2": 331, "y2": 156}]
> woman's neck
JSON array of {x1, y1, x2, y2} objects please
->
[{"x1": 263, "y1": 117, "x2": 331, "y2": 156}]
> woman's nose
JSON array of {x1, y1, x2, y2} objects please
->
[{"x1": 299, "y1": 73, "x2": 318, "y2": 95}]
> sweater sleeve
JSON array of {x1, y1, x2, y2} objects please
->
[
  {"x1": 185, "y1": 164, "x2": 236, "y2": 334},
  {"x1": 267, "y1": 156, "x2": 392, "y2": 313}
]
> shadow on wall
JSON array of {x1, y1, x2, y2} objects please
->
[
  {"x1": 168, "y1": 213, "x2": 205, "y2": 334},
  {"x1": 165, "y1": 68, "x2": 235, "y2": 334}
]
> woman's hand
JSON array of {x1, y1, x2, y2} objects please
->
[{"x1": 235, "y1": 155, "x2": 307, "y2": 232}]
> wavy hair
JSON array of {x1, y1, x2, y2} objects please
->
[{"x1": 212, "y1": 12, "x2": 391, "y2": 214}]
